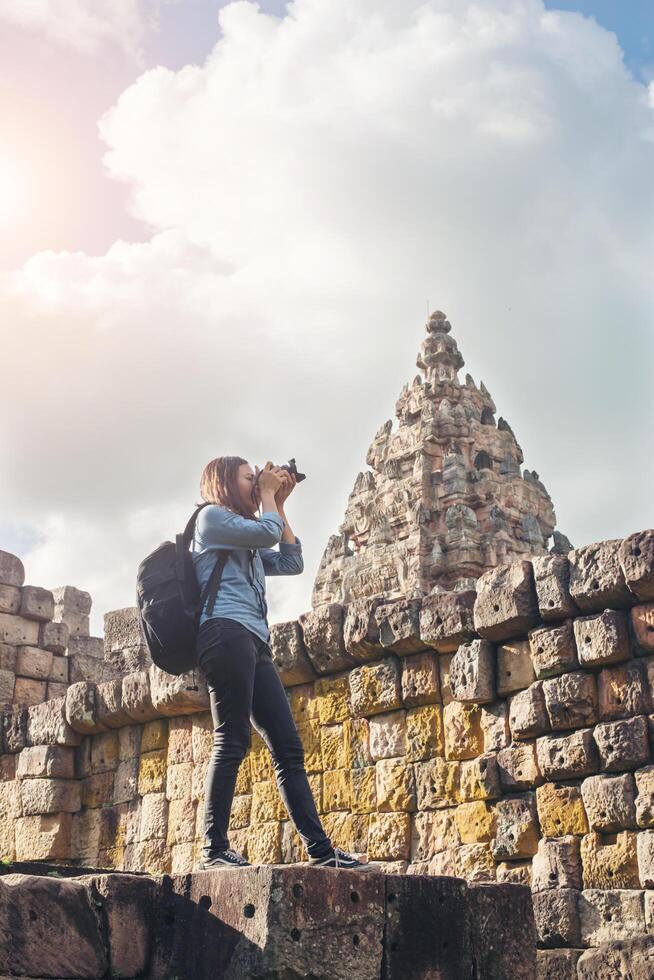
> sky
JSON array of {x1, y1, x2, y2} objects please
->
[{"x1": 0, "y1": 0, "x2": 652, "y2": 636}]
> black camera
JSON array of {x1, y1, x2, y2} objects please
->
[{"x1": 252, "y1": 458, "x2": 306, "y2": 502}]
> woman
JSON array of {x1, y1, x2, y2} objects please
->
[{"x1": 192, "y1": 455, "x2": 372, "y2": 870}]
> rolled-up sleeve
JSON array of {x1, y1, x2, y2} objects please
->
[
  {"x1": 198, "y1": 507, "x2": 284, "y2": 549},
  {"x1": 260, "y1": 537, "x2": 304, "y2": 576}
]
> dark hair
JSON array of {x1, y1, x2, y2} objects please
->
[{"x1": 199, "y1": 456, "x2": 257, "y2": 520}]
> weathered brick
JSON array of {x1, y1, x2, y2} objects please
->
[
  {"x1": 419, "y1": 590, "x2": 476, "y2": 652},
  {"x1": 635, "y1": 765, "x2": 654, "y2": 828},
  {"x1": 443, "y1": 701, "x2": 483, "y2": 760},
  {"x1": 497, "y1": 741, "x2": 542, "y2": 791},
  {"x1": 39, "y1": 620, "x2": 70, "y2": 655},
  {"x1": 569, "y1": 539, "x2": 635, "y2": 612},
  {"x1": 598, "y1": 660, "x2": 649, "y2": 721},
  {"x1": 342, "y1": 597, "x2": 384, "y2": 662},
  {"x1": 375, "y1": 598, "x2": 426, "y2": 654},
  {"x1": 474, "y1": 561, "x2": 540, "y2": 641},
  {"x1": 580, "y1": 830, "x2": 639, "y2": 889},
  {"x1": 20, "y1": 777, "x2": 80, "y2": 815},
  {"x1": 637, "y1": 828, "x2": 654, "y2": 887},
  {"x1": 149, "y1": 666, "x2": 209, "y2": 716},
  {"x1": 350, "y1": 766, "x2": 377, "y2": 814},
  {"x1": 497, "y1": 640, "x2": 535, "y2": 695},
  {"x1": 0, "y1": 613, "x2": 40, "y2": 647},
  {"x1": 27, "y1": 698, "x2": 81, "y2": 747},
  {"x1": 456, "y1": 842, "x2": 496, "y2": 882},
  {"x1": 619, "y1": 529, "x2": 654, "y2": 601},
  {"x1": 121, "y1": 671, "x2": 160, "y2": 723},
  {"x1": 0, "y1": 585, "x2": 20, "y2": 616},
  {"x1": 533, "y1": 889, "x2": 581, "y2": 949},
  {"x1": 269, "y1": 619, "x2": 315, "y2": 685},
  {"x1": 532, "y1": 554, "x2": 578, "y2": 622},
  {"x1": 0, "y1": 551, "x2": 24, "y2": 588},
  {"x1": 536, "y1": 781, "x2": 589, "y2": 837},
  {"x1": 542, "y1": 672, "x2": 598, "y2": 731},
  {"x1": 314, "y1": 673, "x2": 350, "y2": 724},
  {"x1": 19, "y1": 585, "x2": 54, "y2": 622},
  {"x1": 491, "y1": 793, "x2": 539, "y2": 860},
  {"x1": 578, "y1": 888, "x2": 645, "y2": 946},
  {"x1": 15, "y1": 645, "x2": 52, "y2": 680},
  {"x1": 349, "y1": 657, "x2": 402, "y2": 717},
  {"x1": 449, "y1": 639, "x2": 495, "y2": 703},
  {"x1": 368, "y1": 709, "x2": 407, "y2": 760},
  {"x1": 581, "y1": 773, "x2": 636, "y2": 832},
  {"x1": 375, "y1": 757, "x2": 416, "y2": 812},
  {"x1": 65, "y1": 682, "x2": 106, "y2": 735},
  {"x1": 593, "y1": 715, "x2": 649, "y2": 771},
  {"x1": 454, "y1": 800, "x2": 496, "y2": 843},
  {"x1": 12, "y1": 677, "x2": 45, "y2": 707},
  {"x1": 480, "y1": 701, "x2": 510, "y2": 752},
  {"x1": 410, "y1": 809, "x2": 459, "y2": 861},
  {"x1": 405, "y1": 704, "x2": 443, "y2": 761},
  {"x1": 400, "y1": 650, "x2": 440, "y2": 707},
  {"x1": 631, "y1": 603, "x2": 654, "y2": 656},
  {"x1": 536, "y1": 729, "x2": 598, "y2": 781},
  {"x1": 16, "y1": 745, "x2": 74, "y2": 779},
  {"x1": 298, "y1": 604, "x2": 354, "y2": 674},
  {"x1": 529, "y1": 620, "x2": 578, "y2": 679},
  {"x1": 458, "y1": 754, "x2": 501, "y2": 801},
  {"x1": 323, "y1": 768, "x2": 351, "y2": 811},
  {"x1": 574, "y1": 609, "x2": 631, "y2": 667},
  {"x1": 509, "y1": 682, "x2": 549, "y2": 740},
  {"x1": 413, "y1": 756, "x2": 459, "y2": 809},
  {"x1": 14, "y1": 812, "x2": 72, "y2": 861},
  {"x1": 368, "y1": 811, "x2": 410, "y2": 860},
  {"x1": 532, "y1": 836, "x2": 582, "y2": 892}
]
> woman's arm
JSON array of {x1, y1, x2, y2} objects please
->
[
  {"x1": 198, "y1": 506, "x2": 284, "y2": 549},
  {"x1": 259, "y1": 496, "x2": 303, "y2": 575}
]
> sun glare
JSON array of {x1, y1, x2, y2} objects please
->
[{"x1": 0, "y1": 154, "x2": 26, "y2": 224}]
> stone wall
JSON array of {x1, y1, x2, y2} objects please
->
[{"x1": 1, "y1": 530, "x2": 653, "y2": 976}]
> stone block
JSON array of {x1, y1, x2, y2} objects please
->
[
  {"x1": 410, "y1": 809, "x2": 459, "y2": 861},
  {"x1": 593, "y1": 715, "x2": 649, "y2": 771},
  {"x1": 18, "y1": 585, "x2": 54, "y2": 622},
  {"x1": 167, "y1": 797, "x2": 196, "y2": 845},
  {"x1": 81, "y1": 771, "x2": 114, "y2": 808},
  {"x1": 635, "y1": 764, "x2": 654, "y2": 828},
  {"x1": 102, "y1": 607, "x2": 149, "y2": 671},
  {"x1": 532, "y1": 554, "x2": 578, "y2": 622},
  {"x1": 69, "y1": 652, "x2": 121, "y2": 685},
  {"x1": 15, "y1": 645, "x2": 52, "y2": 680},
  {"x1": 529, "y1": 620, "x2": 578, "y2": 679},
  {"x1": 405, "y1": 704, "x2": 443, "y2": 761},
  {"x1": 443, "y1": 701, "x2": 483, "y2": 760},
  {"x1": 532, "y1": 889, "x2": 581, "y2": 948},
  {"x1": 67, "y1": 635, "x2": 105, "y2": 659},
  {"x1": 0, "y1": 873, "x2": 106, "y2": 977},
  {"x1": 96, "y1": 678, "x2": 132, "y2": 728},
  {"x1": 27, "y1": 697, "x2": 81, "y2": 747},
  {"x1": 252, "y1": 779, "x2": 287, "y2": 821},
  {"x1": 577, "y1": 935, "x2": 654, "y2": 980},
  {"x1": 138, "y1": 749, "x2": 167, "y2": 795},
  {"x1": 343, "y1": 597, "x2": 384, "y2": 662},
  {"x1": 449, "y1": 639, "x2": 495, "y2": 704},
  {"x1": 90, "y1": 730, "x2": 120, "y2": 773},
  {"x1": 497, "y1": 741, "x2": 542, "y2": 791},
  {"x1": 39, "y1": 620, "x2": 70, "y2": 655},
  {"x1": 84, "y1": 873, "x2": 156, "y2": 979},
  {"x1": 48, "y1": 654, "x2": 68, "y2": 683},
  {"x1": 496, "y1": 861, "x2": 532, "y2": 886},
  {"x1": 578, "y1": 887, "x2": 645, "y2": 945},
  {"x1": 468, "y1": 881, "x2": 537, "y2": 978},
  {"x1": 474, "y1": 561, "x2": 540, "y2": 641},
  {"x1": 581, "y1": 830, "x2": 639, "y2": 889},
  {"x1": 65, "y1": 681, "x2": 107, "y2": 734},
  {"x1": 400, "y1": 650, "x2": 440, "y2": 707},
  {"x1": 542, "y1": 671, "x2": 598, "y2": 731},
  {"x1": 491, "y1": 793, "x2": 539, "y2": 860},
  {"x1": 14, "y1": 811, "x2": 72, "y2": 861},
  {"x1": 569, "y1": 539, "x2": 635, "y2": 612},
  {"x1": 537, "y1": 949, "x2": 582, "y2": 980},
  {"x1": 413, "y1": 756, "x2": 460, "y2": 809},
  {"x1": 368, "y1": 709, "x2": 407, "y2": 760},
  {"x1": 320, "y1": 723, "x2": 348, "y2": 770},
  {"x1": 13, "y1": 676, "x2": 46, "y2": 706},
  {"x1": 113, "y1": 758, "x2": 139, "y2": 805},
  {"x1": 509, "y1": 682, "x2": 549, "y2": 739},
  {"x1": 598, "y1": 660, "x2": 649, "y2": 721},
  {"x1": 20, "y1": 777, "x2": 80, "y2": 815},
  {"x1": 139, "y1": 791, "x2": 168, "y2": 840},
  {"x1": 637, "y1": 829, "x2": 654, "y2": 887},
  {"x1": 532, "y1": 836, "x2": 582, "y2": 892},
  {"x1": 536, "y1": 781, "x2": 589, "y2": 836},
  {"x1": 375, "y1": 598, "x2": 426, "y2": 654},
  {"x1": 456, "y1": 842, "x2": 496, "y2": 881},
  {"x1": 0, "y1": 612, "x2": 40, "y2": 646},
  {"x1": 581, "y1": 772, "x2": 637, "y2": 832},
  {"x1": 454, "y1": 800, "x2": 496, "y2": 843},
  {"x1": 350, "y1": 766, "x2": 377, "y2": 814},
  {"x1": 375, "y1": 757, "x2": 416, "y2": 812},
  {"x1": 574, "y1": 609, "x2": 631, "y2": 668},
  {"x1": 438, "y1": 652, "x2": 454, "y2": 704},
  {"x1": 122, "y1": 670, "x2": 160, "y2": 722},
  {"x1": 16, "y1": 745, "x2": 74, "y2": 779},
  {"x1": 47, "y1": 680, "x2": 68, "y2": 699},
  {"x1": 537, "y1": 729, "x2": 599, "y2": 781},
  {"x1": 123, "y1": 837, "x2": 171, "y2": 875},
  {"x1": 2, "y1": 706, "x2": 27, "y2": 753},
  {"x1": 166, "y1": 761, "x2": 193, "y2": 801},
  {"x1": 632, "y1": 603, "x2": 654, "y2": 656},
  {"x1": 322, "y1": 767, "x2": 350, "y2": 811},
  {"x1": 497, "y1": 639, "x2": 535, "y2": 695},
  {"x1": 345, "y1": 716, "x2": 373, "y2": 769},
  {"x1": 0, "y1": 551, "x2": 24, "y2": 587},
  {"x1": 0, "y1": 668, "x2": 15, "y2": 705},
  {"x1": 619, "y1": 530, "x2": 654, "y2": 601},
  {"x1": 458, "y1": 754, "x2": 501, "y2": 801},
  {"x1": 269, "y1": 619, "x2": 315, "y2": 685},
  {"x1": 299, "y1": 604, "x2": 354, "y2": 675},
  {"x1": 167, "y1": 716, "x2": 193, "y2": 764},
  {"x1": 313, "y1": 673, "x2": 350, "y2": 724},
  {"x1": 149, "y1": 665, "x2": 209, "y2": 715},
  {"x1": 349, "y1": 657, "x2": 402, "y2": 717},
  {"x1": 0, "y1": 643, "x2": 16, "y2": 672},
  {"x1": 480, "y1": 701, "x2": 510, "y2": 752},
  {"x1": 140, "y1": 719, "x2": 167, "y2": 754},
  {"x1": 0, "y1": 584, "x2": 20, "y2": 615},
  {"x1": 419, "y1": 589, "x2": 476, "y2": 652},
  {"x1": 368, "y1": 811, "x2": 411, "y2": 860}
]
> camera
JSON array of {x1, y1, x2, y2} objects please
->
[{"x1": 252, "y1": 458, "x2": 306, "y2": 503}]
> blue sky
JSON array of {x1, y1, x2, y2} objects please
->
[{"x1": 543, "y1": 0, "x2": 653, "y2": 80}]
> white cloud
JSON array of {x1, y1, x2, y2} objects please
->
[
  {"x1": 1, "y1": 0, "x2": 653, "y2": 635},
  {"x1": 0, "y1": 0, "x2": 152, "y2": 58}
]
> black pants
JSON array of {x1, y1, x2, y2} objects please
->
[{"x1": 197, "y1": 617, "x2": 333, "y2": 860}]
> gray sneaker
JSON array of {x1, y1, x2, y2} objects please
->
[{"x1": 309, "y1": 847, "x2": 376, "y2": 871}]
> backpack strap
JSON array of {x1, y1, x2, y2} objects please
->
[{"x1": 203, "y1": 550, "x2": 231, "y2": 618}]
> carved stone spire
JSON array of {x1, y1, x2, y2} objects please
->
[{"x1": 312, "y1": 311, "x2": 562, "y2": 608}]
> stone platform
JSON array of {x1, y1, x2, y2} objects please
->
[{"x1": 0, "y1": 863, "x2": 534, "y2": 979}]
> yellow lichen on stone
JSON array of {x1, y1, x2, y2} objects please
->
[
  {"x1": 406, "y1": 704, "x2": 443, "y2": 761},
  {"x1": 249, "y1": 734, "x2": 275, "y2": 783},
  {"x1": 375, "y1": 758, "x2": 416, "y2": 812},
  {"x1": 456, "y1": 842, "x2": 496, "y2": 882},
  {"x1": 315, "y1": 674, "x2": 351, "y2": 725},
  {"x1": 308, "y1": 772, "x2": 323, "y2": 812},
  {"x1": 247, "y1": 820, "x2": 282, "y2": 864},
  {"x1": 296, "y1": 719, "x2": 322, "y2": 773},
  {"x1": 234, "y1": 756, "x2": 252, "y2": 795},
  {"x1": 536, "y1": 782, "x2": 589, "y2": 837},
  {"x1": 454, "y1": 801, "x2": 497, "y2": 843},
  {"x1": 229, "y1": 794, "x2": 252, "y2": 830},
  {"x1": 288, "y1": 682, "x2": 321, "y2": 722},
  {"x1": 137, "y1": 749, "x2": 167, "y2": 796},
  {"x1": 580, "y1": 830, "x2": 639, "y2": 889},
  {"x1": 368, "y1": 812, "x2": 411, "y2": 861},
  {"x1": 251, "y1": 780, "x2": 287, "y2": 823},
  {"x1": 323, "y1": 768, "x2": 351, "y2": 812},
  {"x1": 351, "y1": 766, "x2": 377, "y2": 814},
  {"x1": 166, "y1": 798, "x2": 196, "y2": 846},
  {"x1": 140, "y1": 719, "x2": 169, "y2": 754},
  {"x1": 321, "y1": 723, "x2": 349, "y2": 770},
  {"x1": 344, "y1": 717, "x2": 372, "y2": 769},
  {"x1": 443, "y1": 702, "x2": 484, "y2": 760},
  {"x1": 322, "y1": 811, "x2": 370, "y2": 853}
]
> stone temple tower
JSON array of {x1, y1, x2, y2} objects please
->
[{"x1": 312, "y1": 311, "x2": 565, "y2": 608}]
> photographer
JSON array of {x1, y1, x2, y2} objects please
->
[{"x1": 192, "y1": 455, "x2": 372, "y2": 870}]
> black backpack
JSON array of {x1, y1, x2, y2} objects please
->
[{"x1": 136, "y1": 503, "x2": 232, "y2": 675}]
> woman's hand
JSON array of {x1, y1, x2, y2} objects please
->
[
  {"x1": 256, "y1": 462, "x2": 284, "y2": 496},
  {"x1": 275, "y1": 470, "x2": 297, "y2": 508}
]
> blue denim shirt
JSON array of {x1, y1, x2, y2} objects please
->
[{"x1": 191, "y1": 505, "x2": 303, "y2": 644}]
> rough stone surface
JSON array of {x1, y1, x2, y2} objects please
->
[
  {"x1": 537, "y1": 729, "x2": 599, "y2": 781},
  {"x1": 532, "y1": 888, "x2": 581, "y2": 948},
  {"x1": 419, "y1": 590, "x2": 477, "y2": 652},
  {"x1": 349, "y1": 658, "x2": 402, "y2": 717},
  {"x1": 577, "y1": 935, "x2": 654, "y2": 980},
  {"x1": 299, "y1": 604, "x2": 355, "y2": 674},
  {"x1": 269, "y1": 619, "x2": 316, "y2": 685},
  {"x1": 569, "y1": 540, "x2": 634, "y2": 613},
  {"x1": 508, "y1": 682, "x2": 549, "y2": 740},
  {"x1": 597, "y1": 660, "x2": 649, "y2": 721},
  {"x1": 593, "y1": 715, "x2": 649, "y2": 772},
  {"x1": 542, "y1": 671, "x2": 598, "y2": 731},
  {"x1": 375, "y1": 598, "x2": 426, "y2": 654},
  {"x1": 574, "y1": 609, "x2": 631, "y2": 667},
  {"x1": 537, "y1": 949, "x2": 582, "y2": 980},
  {"x1": 400, "y1": 650, "x2": 440, "y2": 707},
  {"x1": 632, "y1": 603, "x2": 654, "y2": 655},
  {"x1": 149, "y1": 665, "x2": 209, "y2": 716},
  {"x1": 532, "y1": 555, "x2": 578, "y2": 622},
  {"x1": 529, "y1": 620, "x2": 578, "y2": 679},
  {"x1": 580, "y1": 831, "x2": 639, "y2": 889},
  {"x1": 0, "y1": 551, "x2": 25, "y2": 588},
  {"x1": 449, "y1": 639, "x2": 495, "y2": 704},
  {"x1": 474, "y1": 561, "x2": 540, "y2": 641},
  {"x1": 578, "y1": 887, "x2": 645, "y2": 945},
  {"x1": 580, "y1": 773, "x2": 637, "y2": 832},
  {"x1": 496, "y1": 639, "x2": 535, "y2": 695},
  {"x1": 19, "y1": 586, "x2": 54, "y2": 623},
  {"x1": 619, "y1": 530, "x2": 654, "y2": 601},
  {"x1": 532, "y1": 836, "x2": 582, "y2": 892}
]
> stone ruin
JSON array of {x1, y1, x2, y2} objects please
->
[
  {"x1": 313, "y1": 310, "x2": 567, "y2": 609},
  {"x1": 1, "y1": 312, "x2": 654, "y2": 978}
]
